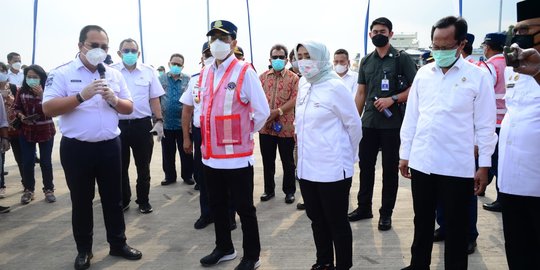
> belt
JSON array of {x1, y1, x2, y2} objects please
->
[{"x1": 119, "y1": 116, "x2": 151, "y2": 124}]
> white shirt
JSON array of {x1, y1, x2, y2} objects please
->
[
  {"x1": 180, "y1": 73, "x2": 203, "y2": 128},
  {"x1": 43, "y1": 57, "x2": 132, "y2": 142},
  {"x1": 400, "y1": 57, "x2": 497, "y2": 178},
  {"x1": 8, "y1": 70, "x2": 23, "y2": 87},
  {"x1": 295, "y1": 78, "x2": 362, "y2": 182},
  {"x1": 498, "y1": 69, "x2": 540, "y2": 197},
  {"x1": 201, "y1": 55, "x2": 270, "y2": 169},
  {"x1": 340, "y1": 69, "x2": 359, "y2": 97},
  {"x1": 111, "y1": 62, "x2": 165, "y2": 120}
]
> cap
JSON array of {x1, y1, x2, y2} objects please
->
[
  {"x1": 202, "y1": 42, "x2": 210, "y2": 53},
  {"x1": 370, "y1": 17, "x2": 393, "y2": 32},
  {"x1": 234, "y1": 46, "x2": 244, "y2": 57},
  {"x1": 465, "y1": 33, "x2": 475, "y2": 45},
  {"x1": 483, "y1": 32, "x2": 507, "y2": 47},
  {"x1": 517, "y1": 0, "x2": 540, "y2": 21},
  {"x1": 206, "y1": 20, "x2": 237, "y2": 39}
]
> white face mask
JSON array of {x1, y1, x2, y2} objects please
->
[
  {"x1": 0, "y1": 73, "x2": 8, "y2": 82},
  {"x1": 11, "y1": 62, "x2": 22, "y2": 71},
  {"x1": 298, "y1": 59, "x2": 320, "y2": 78},
  {"x1": 84, "y1": 47, "x2": 107, "y2": 66},
  {"x1": 203, "y1": 56, "x2": 215, "y2": 66},
  {"x1": 210, "y1": 40, "x2": 232, "y2": 60},
  {"x1": 334, "y1": 64, "x2": 348, "y2": 74}
]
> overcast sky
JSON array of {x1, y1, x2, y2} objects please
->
[{"x1": 2, "y1": 0, "x2": 518, "y2": 74}]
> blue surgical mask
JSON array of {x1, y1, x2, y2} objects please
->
[
  {"x1": 158, "y1": 71, "x2": 164, "y2": 76},
  {"x1": 432, "y1": 49, "x2": 458, "y2": 68},
  {"x1": 170, "y1": 65, "x2": 182, "y2": 75},
  {"x1": 122, "y1": 53, "x2": 138, "y2": 66},
  {"x1": 271, "y1": 59, "x2": 285, "y2": 71},
  {"x1": 26, "y1": 78, "x2": 40, "y2": 88},
  {"x1": 0, "y1": 73, "x2": 8, "y2": 82}
]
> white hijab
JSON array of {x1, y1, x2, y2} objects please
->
[{"x1": 295, "y1": 41, "x2": 341, "y2": 84}]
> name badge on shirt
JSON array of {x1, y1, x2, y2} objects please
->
[{"x1": 381, "y1": 79, "x2": 390, "y2": 91}]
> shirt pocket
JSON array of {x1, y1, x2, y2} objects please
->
[
  {"x1": 448, "y1": 83, "x2": 476, "y2": 112},
  {"x1": 215, "y1": 114, "x2": 242, "y2": 145},
  {"x1": 66, "y1": 81, "x2": 85, "y2": 96}
]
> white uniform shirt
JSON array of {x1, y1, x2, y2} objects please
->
[
  {"x1": 340, "y1": 69, "x2": 359, "y2": 98},
  {"x1": 400, "y1": 57, "x2": 498, "y2": 178},
  {"x1": 43, "y1": 57, "x2": 132, "y2": 142},
  {"x1": 295, "y1": 78, "x2": 363, "y2": 182},
  {"x1": 498, "y1": 69, "x2": 540, "y2": 197},
  {"x1": 201, "y1": 55, "x2": 270, "y2": 169},
  {"x1": 8, "y1": 70, "x2": 23, "y2": 87},
  {"x1": 111, "y1": 62, "x2": 164, "y2": 120},
  {"x1": 180, "y1": 73, "x2": 203, "y2": 128}
]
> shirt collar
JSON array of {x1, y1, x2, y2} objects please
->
[
  {"x1": 269, "y1": 68, "x2": 285, "y2": 77},
  {"x1": 213, "y1": 53, "x2": 236, "y2": 70},
  {"x1": 431, "y1": 55, "x2": 465, "y2": 72}
]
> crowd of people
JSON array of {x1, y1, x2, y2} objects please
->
[{"x1": 0, "y1": 0, "x2": 540, "y2": 269}]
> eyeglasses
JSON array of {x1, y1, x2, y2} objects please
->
[
  {"x1": 429, "y1": 42, "x2": 459, "y2": 50},
  {"x1": 121, "y1": 49, "x2": 138, "y2": 54},
  {"x1": 271, "y1": 55, "x2": 286, "y2": 60},
  {"x1": 85, "y1": 42, "x2": 109, "y2": 51},
  {"x1": 170, "y1": 62, "x2": 183, "y2": 67},
  {"x1": 512, "y1": 24, "x2": 540, "y2": 35}
]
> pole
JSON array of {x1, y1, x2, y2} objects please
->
[
  {"x1": 498, "y1": 0, "x2": 503, "y2": 32},
  {"x1": 138, "y1": 0, "x2": 145, "y2": 63},
  {"x1": 32, "y1": 0, "x2": 38, "y2": 65},
  {"x1": 246, "y1": 0, "x2": 254, "y2": 64}
]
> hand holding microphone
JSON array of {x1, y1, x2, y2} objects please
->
[{"x1": 80, "y1": 79, "x2": 106, "y2": 100}]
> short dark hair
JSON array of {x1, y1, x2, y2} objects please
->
[
  {"x1": 431, "y1": 16, "x2": 468, "y2": 42},
  {"x1": 7, "y1": 52, "x2": 20, "y2": 62},
  {"x1": 0, "y1": 62, "x2": 7, "y2": 72},
  {"x1": 484, "y1": 41, "x2": 504, "y2": 52},
  {"x1": 370, "y1": 17, "x2": 393, "y2": 32},
  {"x1": 119, "y1": 38, "x2": 139, "y2": 51},
  {"x1": 21, "y1": 64, "x2": 47, "y2": 91},
  {"x1": 79, "y1": 25, "x2": 109, "y2": 44},
  {"x1": 289, "y1": 49, "x2": 296, "y2": 61},
  {"x1": 334, "y1": 49, "x2": 349, "y2": 58},
  {"x1": 463, "y1": 44, "x2": 473, "y2": 55},
  {"x1": 269, "y1": 44, "x2": 288, "y2": 58},
  {"x1": 169, "y1": 53, "x2": 184, "y2": 62}
]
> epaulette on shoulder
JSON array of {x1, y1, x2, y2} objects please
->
[
  {"x1": 51, "y1": 60, "x2": 73, "y2": 71},
  {"x1": 191, "y1": 73, "x2": 200, "y2": 78}
]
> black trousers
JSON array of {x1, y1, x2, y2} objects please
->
[
  {"x1": 259, "y1": 134, "x2": 296, "y2": 195},
  {"x1": 409, "y1": 169, "x2": 472, "y2": 270},
  {"x1": 161, "y1": 129, "x2": 194, "y2": 181},
  {"x1": 500, "y1": 192, "x2": 540, "y2": 269},
  {"x1": 357, "y1": 127, "x2": 400, "y2": 217},
  {"x1": 60, "y1": 136, "x2": 127, "y2": 253},
  {"x1": 119, "y1": 117, "x2": 154, "y2": 206},
  {"x1": 487, "y1": 128, "x2": 500, "y2": 200},
  {"x1": 203, "y1": 164, "x2": 260, "y2": 260},
  {"x1": 192, "y1": 127, "x2": 210, "y2": 218},
  {"x1": 300, "y1": 178, "x2": 353, "y2": 270}
]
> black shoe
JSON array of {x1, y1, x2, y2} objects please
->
[
  {"x1": 138, "y1": 203, "x2": 153, "y2": 214},
  {"x1": 0, "y1": 206, "x2": 10, "y2": 214},
  {"x1": 348, "y1": 208, "x2": 373, "y2": 222},
  {"x1": 3, "y1": 171, "x2": 8, "y2": 176},
  {"x1": 109, "y1": 245, "x2": 142, "y2": 260},
  {"x1": 122, "y1": 204, "x2": 130, "y2": 212},
  {"x1": 194, "y1": 184, "x2": 200, "y2": 190},
  {"x1": 234, "y1": 257, "x2": 261, "y2": 270},
  {"x1": 296, "y1": 202, "x2": 306, "y2": 210},
  {"x1": 200, "y1": 248, "x2": 237, "y2": 266},
  {"x1": 285, "y1": 193, "x2": 295, "y2": 204},
  {"x1": 311, "y1": 263, "x2": 335, "y2": 270},
  {"x1": 483, "y1": 200, "x2": 502, "y2": 212},
  {"x1": 260, "y1": 192, "x2": 275, "y2": 201},
  {"x1": 74, "y1": 252, "x2": 93, "y2": 270},
  {"x1": 433, "y1": 228, "x2": 445, "y2": 242},
  {"x1": 160, "y1": 179, "x2": 176, "y2": 186},
  {"x1": 183, "y1": 178, "x2": 195, "y2": 185},
  {"x1": 467, "y1": 241, "x2": 477, "y2": 255},
  {"x1": 378, "y1": 216, "x2": 392, "y2": 231},
  {"x1": 401, "y1": 266, "x2": 412, "y2": 270},
  {"x1": 194, "y1": 216, "x2": 214, "y2": 229}
]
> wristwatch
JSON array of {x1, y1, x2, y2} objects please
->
[
  {"x1": 391, "y1": 95, "x2": 399, "y2": 102},
  {"x1": 277, "y1": 108, "x2": 284, "y2": 116}
]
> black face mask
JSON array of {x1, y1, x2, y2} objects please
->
[
  {"x1": 511, "y1": 30, "x2": 540, "y2": 49},
  {"x1": 372, "y1": 34, "x2": 389, "y2": 47}
]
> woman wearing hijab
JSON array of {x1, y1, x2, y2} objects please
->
[
  {"x1": 13, "y1": 65, "x2": 56, "y2": 204},
  {"x1": 294, "y1": 41, "x2": 362, "y2": 270}
]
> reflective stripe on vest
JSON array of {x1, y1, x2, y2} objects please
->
[
  {"x1": 200, "y1": 59, "x2": 254, "y2": 159},
  {"x1": 487, "y1": 55, "x2": 507, "y2": 126}
]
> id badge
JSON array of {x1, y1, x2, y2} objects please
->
[{"x1": 381, "y1": 79, "x2": 390, "y2": 91}]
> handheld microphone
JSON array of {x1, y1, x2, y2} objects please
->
[{"x1": 97, "y1": 63, "x2": 106, "y2": 79}]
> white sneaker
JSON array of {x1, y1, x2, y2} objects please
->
[{"x1": 0, "y1": 187, "x2": 5, "y2": 198}]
